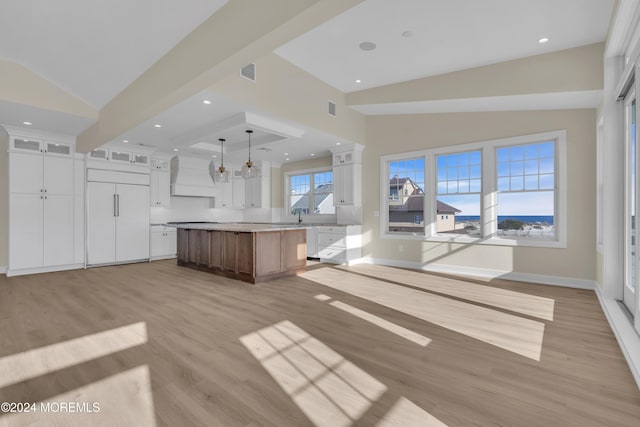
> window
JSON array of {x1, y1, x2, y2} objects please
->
[
  {"x1": 380, "y1": 130, "x2": 566, "y2": 248},
  {"x1": 624, "y1": 94, "x2": 637, "y2": 310},
  {"x1": 287, "y1": 169, "x2": 335, "y2": 216},
  {"x1": 496, "y1": 141, "x2": 555, "y2": 240},
  {"x1": 387, "y1": 158, "x2": 425, "y2": 233},
  {"x1": 436, "y1": 150, "x2": 481, "y2": 236}
]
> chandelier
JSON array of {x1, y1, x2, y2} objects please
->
[{"x1": 241, "y1": 129, "x2": 260, "y2": 179}]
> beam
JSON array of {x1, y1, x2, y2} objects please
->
[{"x1": 77, "y1": 0, "x2": 363, "y2": 153}]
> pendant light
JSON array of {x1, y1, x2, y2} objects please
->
[
  {"x1": 215, "y1": 138, "x2": 229, "y2": 182},
  {"x1": 241, "y1": 129, "x2": 260, "y2": 179}
]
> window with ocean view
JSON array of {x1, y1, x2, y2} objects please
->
[
  {"x1": 380, "y1": 130, "x2": 566, "y2": 248},
  {"x1": 436, "y1": 150, "x2": 481, "y2": 236},
  {"x1": 496, "y1": 141, "x2": 556, "y2": 240}
]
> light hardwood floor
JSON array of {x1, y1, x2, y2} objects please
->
[{"x1": 0, "y1": 260, "x2": 639, "y2": 426}]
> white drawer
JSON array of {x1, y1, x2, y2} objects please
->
[
  {"x1": 151, "y1": 225, "x2": 175, "y2": 233},
  {"x1": 318, "y1": 246, "x2": 346, "y2": 261},
  {"x1": 316, "y1": 226, "x2": 345, "y2": 234},
  {"x1": 317, "y1": 233, "x2": 345, "y2": 248}
]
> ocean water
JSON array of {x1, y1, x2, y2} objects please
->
[{"x1": 455, "y1": 215, "x2": 554, "y2": 225}]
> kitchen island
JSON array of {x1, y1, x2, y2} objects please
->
[{"x1": 176, "y1": 223, "x2": 307, "y2": 284}]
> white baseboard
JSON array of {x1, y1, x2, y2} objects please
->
[
  {"x1": 6, "y1": 263, "x2": 84, "y2": 277},
  {"x1": 359, "y1": 257, "x2": 595, "y2": 290},
  {"x1": 595, "y1": 289, "x2": 640, "y2": 390}
]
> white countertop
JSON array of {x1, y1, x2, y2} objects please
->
[{"x1": 175, "y1": 223, "x2": 309, "y2": 232}]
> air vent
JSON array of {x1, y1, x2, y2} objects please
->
[
  {"x1": 328, "y1": 101, "x2": 336, "y2": 117},
  {"x1": 240, "y1": 63, "x2": 256, "y2": 82}
]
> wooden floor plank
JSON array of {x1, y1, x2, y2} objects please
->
[{"x1": 0, "y1": 261, "x2": 638, "y2": 426}]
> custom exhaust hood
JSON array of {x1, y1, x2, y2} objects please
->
[{"x1": 170, "y1": 156, "x2": 217, "y2": 197}]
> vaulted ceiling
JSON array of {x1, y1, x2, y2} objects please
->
[{"x1": 0, "y1": 0, "x2": 616, "y2": 162}]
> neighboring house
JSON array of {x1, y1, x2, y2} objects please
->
[
  {"x1": 291, "y1": 183, "x2": 334, "y2": 214},
  {"x1": 388, "y1": 177, "x2": 460, "y2": 232},
  {"x1": 436, "y1": 200, "x2": 462, "y2": 233}
]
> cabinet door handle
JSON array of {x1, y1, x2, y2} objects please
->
[
  {"x1": 117, "y1": 194, "x2": 120, "y2": 216},
  {"x1": 113, "y1": 194, "x2": 117, "y2": 217}
]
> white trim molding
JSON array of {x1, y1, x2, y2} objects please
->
[{"x1": 595, "y1": 289, "x2": 640, "y2": 390}]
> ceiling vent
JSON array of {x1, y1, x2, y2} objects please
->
[
  {"x1": 240, "y1": 63, "x2": 256, "y2": 82},
  {"x1": 328, "y1": 101, "x2": 336, "y2": 117}
]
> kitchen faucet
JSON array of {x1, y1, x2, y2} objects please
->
[{"x1": 298, "y1": 209, "x2": 302, "y2": 224}]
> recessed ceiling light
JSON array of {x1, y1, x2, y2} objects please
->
[
  {"x1": 211, "y1": 155, "x2": 217, "y2": 157},
  {"x1": 335, "y1": 142, "x2": 341, "y2": 146},
  {"x1": 310, "y1": 153, "x2": 315, "y2": 156},
  {"x1": 122, "y1": 140, "x2": 128, "y2": 143},
  {"x1": 359, "y1": 41, "x2": 376, "y2": 51},
  {"x1": 23, "y1": 121, "x2": 32, "y2": 126},
  {"x1": 154, "y1": 124, "x2": 162, "y2": 128},
  {"x1": 355, "y1": 79, "x2": 361, "y2": 84},
  {"x1": 202, "y1": 100, "x2": 211, "y2": 105},
  {"x1": 284, "y1": 152, "x2": 289, "y2": 155},
  {"x1": 538, "y1": 37, "x2": 550, "y2": 44},
  {"x1": 173, "y1": 148, "x2": 179, "y2": 152},
  {"x1": 285, "y1": 158, "x2": 290, "y2": 161}
]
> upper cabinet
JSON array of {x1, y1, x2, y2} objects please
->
[
  {"x1": 331, "y1": 145, "x2": 363, "y2": 206},
  {"x1": 10, "y1": 136, "x2": 73, "y2": 158},
  {"x1": 150, "y1": 155, "x2": 172, "y2": 207},
  {"x1": 86, "y1": 143, "x2": 153, "y2": 171}
]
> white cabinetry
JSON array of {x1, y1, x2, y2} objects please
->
[
  {"x1": 150, "y1": 170, "x2": 171, "y2": 207},
  {"x1": 306, "y1": 227, "x2": 318, "y2": 258},
  {"x1": 150, "y1": 157, "x2": 171, "y2": 207},
  {"x1": 215, "y1": 180, "x2": 233, "y2": 208},
  {"x1": 86, "y1": 143, "x2": 153, "y2": 173},
  {"x1": 7, "y1": 134, "x2": 76, "y2": 275},
  {"x1": 333, "y1": 164, "x2": 361, "y2": 205},
  {"x1": 232, "y1": 176, "x2": 246, "y2": 209},
  {"x1": 109, "y1": 150, "x2": 150, "y2": 166},
  {"x1": 245, "y1": 177, "x2": 262, "y2": 208},
  {"x1": 150, "y1": 226, "x2": 177, "y2": 260},
  {"x1": 316, "y1": 225, "x2": 362, "y2": 265},
  {"x1": 331, "y1": 146, "x2": 362, "y2": 206},
  {"x1": 87, "y1": 173, "x2": 150, "y2": 265}
]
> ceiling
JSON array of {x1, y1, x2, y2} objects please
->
[
  {"x1": 113, "y1": 91, "x2": 345, "y2": 165},
  {"x1": 275, "y1": 0, "x2": 614, "y2": 93},
  {"x1": 0, "y1": 0, "x2": 227, "y2": 109},
  {"x1": 1, "y1": 0, "x2": 616, "y2": 163}
]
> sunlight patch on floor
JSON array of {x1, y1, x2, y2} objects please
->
[
  {"x1": 377, "y1": 396, "x2": 448, "y2": 427},
  {"x1": 303, "y1": 269, "x2": 545, "y2": 361},
  {"x1": 0, "y1": 365, "x2": 156, "y2": 427},
  {"x1": 335, "y1": 264, "x2": 555, "y2": 321},
  {"x1": 314, "y1": 294, "x2": 431, "y2": 347},
  {"x1": 240, "y1": 320, "x2": 387, "y2": 427},
  {"x1": 0, "y1": 322, "x2": 148, "y2": 389}
]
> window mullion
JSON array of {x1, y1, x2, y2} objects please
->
[
  {"x1": 483, "y1": 145, "x2": 497, "y2": 238},
  {"x1": 425, "y1": 154, "x2": 436, "y2": 237}
]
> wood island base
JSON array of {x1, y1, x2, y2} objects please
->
[{"x1": 177, "y1": 227, "x2": 307, "y2": 284}]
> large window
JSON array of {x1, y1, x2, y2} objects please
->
[
  {"x1": 287, "y1": 169, "x2": 335, "y2": 216},
  {"x1": 380, "y1": 130, "x2": 566, "y2": 248},
  {"x1": 436, "y1": 151, "x2": 481, "y2": 236},
  {"x1": 624, "y1": 94, "x2": 636, "y2": 311},
  {"x1": 388, "y1": 158, "x2": 425, "y2": 233},
  {"x1": 496, "y1": 141, "x2": 555, "y2": 240}
]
